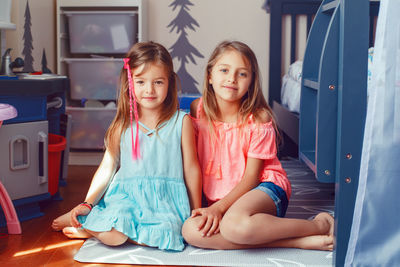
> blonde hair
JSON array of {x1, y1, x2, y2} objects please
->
[
  {"x1": 105, "y1": 41, "x2": 179, "y2": 160},
  {"x1": 202, "y1": 40, "x2": 278, "y2": 132}
]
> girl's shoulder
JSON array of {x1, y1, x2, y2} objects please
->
[
  {"x1": 153, "y1": 110, "x2": 186, "y2": 138},
  {"x1": 245, "y1": 110, "x2": 276, "y2": 137},
  {"x1": 153, "y1": 110, "x2": 185, "y2": 131},
  {"x1": 171, "y1": 110, "x2": 187, "y2": 127},
  {"x1": 190, "y1": 98, "x2": 201, "y2": 118},
  {"x1": 250, "y1": 109, "x2": 272, "y2": 124}
]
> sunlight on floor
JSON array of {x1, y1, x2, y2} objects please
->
[{"x1": 13, "y1": 240, "x2": 83, "y2": 257}]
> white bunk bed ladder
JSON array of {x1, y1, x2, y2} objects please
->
[{"x1": 299, "y1": 0, "x2": 369, "y2": 266}]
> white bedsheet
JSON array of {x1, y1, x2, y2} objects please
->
[
  {"x1": 281, "y1": 74, "x2": 301, "y2": 113},
  {"x1": 281, "y1": 53, "x2": 373, "y2": 114},
  {"x1": 281, "y1": 61, "x2": 302, "y2": 113}
]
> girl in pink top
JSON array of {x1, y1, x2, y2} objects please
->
[{"x1": 182, "y1": 41, "x2": 334, "y2": 251}]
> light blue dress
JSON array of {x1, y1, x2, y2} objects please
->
[{"x1": 78, "y1": 111, "x2": 190, "y2": 251}]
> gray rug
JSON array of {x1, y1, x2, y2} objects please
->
[
  {"x1": 75, "y1": 237, "x2": 333, "y2": 266},
  {"x1": 74, "y1": 159, "x2": 335, "y2": 266}
]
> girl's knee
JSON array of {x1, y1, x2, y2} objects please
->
[
  {"x1": 182, "y1": 217, "x2": 204, "y2": 246},
  {"x1": 220, "y1": 212, "x2": 253, "y2": 244},
  {"x1": 97, "y1": 229, "x2": 128, "y2": 246}
]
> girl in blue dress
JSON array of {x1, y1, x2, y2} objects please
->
[{"x1": 53, "y1": 42, "x2": 202, "y2": 251}]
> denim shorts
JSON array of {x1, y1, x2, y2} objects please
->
[{"x1": 253, "y1": 182, "x2": 288, "y2": 217}]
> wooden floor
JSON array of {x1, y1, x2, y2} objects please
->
[{"x1": 1, "y1": 165, "x2": 187, "y2": 267}]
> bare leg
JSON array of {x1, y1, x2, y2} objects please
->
[
  {"x1": 63, "y1": 226, "x2": 91, "y2": 238},
  {"x1": 182, "y1": 189, "x2": 334, "y2": 251},
  {"x1": 182, "y1": 216, "x2": 333, "y2": 251},
  {"x1": 264, "y1": 212, "x2": 334, "y2": 250},
  {"x1": 220, "y1": 190, "x2": 333, "y2": 244},
  {"x1": 182, "y1": 217, "x2": 259, "y2": 250},
  {"x1": 52, "y1": 211, "x2": 72, "y2": 231},
  {"x1": 63, "y1": 227, "x2": 128, "y2": 246},
  {"x1": 86, "y1": 228, "x2": 129, "y2": 246},
  {"x1": 266, "y1": 234, "x2": 334, "y2": 251}
]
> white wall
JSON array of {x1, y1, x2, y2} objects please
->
[
  {"x1": 5, "y1": 0, "x2": 270, "y2": 98},
  {"x1": 146, "y1": 0, "x2": 269, "y2": 97},
  {"x1": 5, "y1": 0, "x2": 313, "y2": 100},
  {"x1": 6, "y1": 0, "x2": 55, "y2": 73}
]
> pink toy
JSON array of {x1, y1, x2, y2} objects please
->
[{"x1": 0, "y1": 103, "x2": 21, "y2": 234}]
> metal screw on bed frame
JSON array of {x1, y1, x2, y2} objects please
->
[
  {"x1": 329, "y1": 85, "x2": 335, "y2": 90},
  {"x1": 324, "y1": 170, "x2": 331, "y2": 176},
  {"x1": 345, "y1": 177, "x2": 351, "y2": 183},
  {"x1": 346, "y1": 153, "x2": 352, "y2": 159}
]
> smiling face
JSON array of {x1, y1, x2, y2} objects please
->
[
  {"x1": 208, "y1": 49, "x2": 252, "y2": 106},
  {"x1": 132, "y1": 62, "x2": 169, "y2": 115}
]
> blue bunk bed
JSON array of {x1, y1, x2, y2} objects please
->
[
  {"x1": 268, "y1": 0, "x2": 322, "y2": 158},
  {"x1": 268, "y1": 0, "x2": 380, "y2": 266}
]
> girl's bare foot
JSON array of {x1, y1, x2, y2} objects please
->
[
  {"x1": 52, "y1": 212, "x2": 72, "y2": 231},
  {"x1": 289, "y1": 234, "x2": 334, "y2": 251},
  {"x1": 63, "y1": 227, "x2": 91, "y2": 239},
  {"x1": 266, "y1": 233, "x2": 334, "y2": 251},
  {"x1": 283, "y1": 212, "x2": 334, "y2": 251},
  {"x1": 314, "y1": 212, "x2": 334, "y2": 236}
]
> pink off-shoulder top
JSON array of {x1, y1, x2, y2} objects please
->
[{"x1": 191, "y1": 98, "x2": 291, "y2": 203}]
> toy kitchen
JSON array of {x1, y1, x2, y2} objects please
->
[
  {"x1": 0, "y1": 0, "x2": 69, "y2": 228},
  {"x1": 0, "y1": 0, "x2": 146, "y2": 229}
]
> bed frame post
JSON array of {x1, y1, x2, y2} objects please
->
[
  {"x1": 334, "y1": 0, "x2": 369, "y2": 265},
  {"x1": 268, "y1": 0, "x2": 283, "y2": 106}
]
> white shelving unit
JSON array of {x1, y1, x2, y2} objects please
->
[
  {"x1": 0, "y1": 0, "x2": 16, "y2": 57},
  {"x1": 56, "y1": 0, "x2": 147, "y2": 156},
  {"x1": 56, "y1": 0, "x2": 147, "y2": 75}
]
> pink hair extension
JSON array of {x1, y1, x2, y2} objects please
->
[{"x1": 123, "y1": 58, "x2": 140, "y2": 160}]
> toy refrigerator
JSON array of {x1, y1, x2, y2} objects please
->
[{"x1": 0, "y1": 120, "x2": 48, "y2": 200}]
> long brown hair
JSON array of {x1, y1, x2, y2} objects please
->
[
  {"x1": 202, "y1": 40, "x2": 278, "y2": 132},
  {"x1": 105, "y1": 41, "x2": 179, "y2": 160}
]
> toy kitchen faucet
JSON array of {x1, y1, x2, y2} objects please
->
[{"x1": 0, "y1": 48, "x2": 24, "y2": 76}]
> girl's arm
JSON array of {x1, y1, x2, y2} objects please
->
[
  {"x1": 190, "y1": 98, "x2": 200, "y2": 118},
  {"x1": 181, "y1": 115, "x2": 202, "y2": 210},
  {"x1": 70, "y1": 149, "x2": 118, "y2": 227},
  {"x1": 215, "y1": 110, "x2": 271, "y2": 212},
  {"x1": 193, "y1": 157, "x2": 264, "y2": 237},
  {"x1": 213, "y1": 157, "x2": 263, "y2": 213},
  {"x1": 83, "y1": 149, "x2": 118, "y2": 205}
]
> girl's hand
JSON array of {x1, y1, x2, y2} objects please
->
[
  {"x1": 191, "y1": 204, "x2": 224, "y2": 237},
  {"x1": 70, "y1": 204, "x2": 91, "y2": 228}
]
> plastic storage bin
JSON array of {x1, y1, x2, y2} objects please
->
[
  {"x1": 66, "y1": 106, "x2": 116, "y2": 149},
  {"x1": 0, "y1": 0, "x2": 12, "y2": 24},
  {"x1": 65, "y1": 11, "x2": 138, "y2": 54},
  {"x1": 48, "y1": 134, "x2": 66, "y2": 196},
  {"x1": 64, "y1": 58, "x2": 122, "y2": 100}
]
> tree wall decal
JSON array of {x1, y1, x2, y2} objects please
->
[
  {"x1": 22, "y1": 0, "x2": 34, "y2": 72},
  {"x1": 262, "y1": 0, "x2": 271, "y2": 13},
  {"x1": 41, "y1": 48, "x2": 52, "y2": 73},
  {"x1": 167, "y1": 0, "x2": 203, "y2": 95}
]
